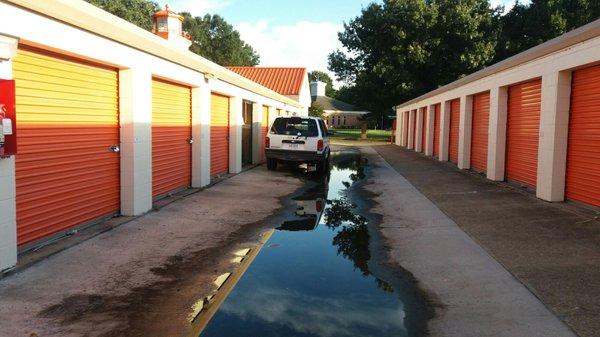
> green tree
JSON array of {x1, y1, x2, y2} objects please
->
[
  {"x1": 181, "y1": 13, "x2": 260, "y2": 66},
  {"x1": 308, "y1": 71, "x2": 336, "y2": 97},
  {"x1": 87, "y1": 0, "x2": 159, "y2": 31},
  {"x1": 85, "y1": 0, "x2": 259, "y2": 66},
  {"x1": 328, "y1": 0, "x2": 500, "y2": 127},
  {"x1": 308, "y1": 103, "x2": 325, "y2": 118},
  {"x1": 495, "y1": 0, "x2": 600, "y2": 61}
]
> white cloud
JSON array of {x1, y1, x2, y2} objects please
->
[
  {"x1": 166, "y1": 0, "x2": 231, "y2": 15},
  {"x1": 220, "y1": 285, "x2": 407, "y2": 337},
  {"x1": 235, "y1": 20, "x2": 344, "y2": 88}
]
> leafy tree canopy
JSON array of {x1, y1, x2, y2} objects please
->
[
  {"x1": 328, "y1": 0, "x2": 499, "y2": 126},
  {"x1": 87, "y1": 0, "x2": 159, "y2": 31},
  {"x1": 86, "y1": 0, "x2": 259, "y2": 66},
  {"x1": 308, "y1": 71, "x2": 337, "y2": 97},
  {"x1": 328, "y1": 0, "x2": 599, "y2": 127},
  {"x1": 308, "y1": 103, "x2": 325, "y2": 118},
  {"x1": 495, "y1": 0, "x2": 600, "y2": 61},
  {"x1": 181, "y1": 13, "x2": 259, "y2": 66}
]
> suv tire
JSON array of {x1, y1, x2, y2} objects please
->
[
  {"x1": 267, "y1": 158, "x2": 277, "y2": 171},
  {"x1": 316, "y1": 157, "x2": 328, "y2": 173}
]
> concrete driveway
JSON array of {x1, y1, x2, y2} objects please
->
[
  {"x1": 0, "y1": 145, "x2": 587, "y2": 337},
  {"x1": 0, "y1": 167, "x2": 302, "y2": 337}
]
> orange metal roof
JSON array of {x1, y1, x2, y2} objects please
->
[
  {"x1": 227, "y1": 67, "x2": 306, "y2": 96},
  {"x1": 153, "y1": 5, "x2": 183, "y2": 21}
]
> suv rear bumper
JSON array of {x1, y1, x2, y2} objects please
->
[{"x1": 266, "y1": 149, "x2": 326, "y2": 162}]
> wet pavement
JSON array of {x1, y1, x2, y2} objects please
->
[
  {"x1": 193, "y1": 149, "x2": 428, "y2": 337},
  {"x1": 373, "y1": 144, "x2": 599, "y2": 337},
  {"x1": 0, "y1": 145, "x2": 581, "y2": 337}
]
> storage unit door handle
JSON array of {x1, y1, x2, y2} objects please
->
[{"x1": 109, "y1": 145, "x2": 120, "y2": 153}]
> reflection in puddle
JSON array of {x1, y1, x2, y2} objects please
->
[{"x1": 193, "y1": 150, "x2": 424, "y2": 337}]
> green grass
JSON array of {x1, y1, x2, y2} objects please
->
[{"x1": 329, "y1": 129, "x2": 391, "y2": 140}]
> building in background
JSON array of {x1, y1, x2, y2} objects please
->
[
  {"x1": 0, "y1": 0, "x2": 303, "y2": 272},
  {"x1": 228, "y1": 67, "x2": 311, "y2": 116},
  {"x1": 310, "y1": 81, "x2": 370, "y2": 128}
]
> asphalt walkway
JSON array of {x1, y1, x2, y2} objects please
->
[{"x1": 371, "y1": 144, "x2": 599, "y2": 337}]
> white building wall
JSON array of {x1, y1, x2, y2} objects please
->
[
  {"x1": 415, "y1": 108, "x2": 424, "y2": 153},
  {"x1": 394, "y1": 21, "x2": 600, "y2": 204},
  {"x1": 252, "y1": 102, "x2": 263, "y2": 164},
  {"x1": 297, "y1": 73, "x2": 312, "y2": 116},
  {"x1": 458, "y1": 95, "x2": 473, "y2": 169},
  {"x1": 192, "y1": 81, "x2": 211, "y2": 188},
  {"x1": 0, "y1": 2, "x2": 302, "y2": 271},
  {"x1": 0, "y1": 35, "x2": 18, "y2": 273},
  {"x1": 425, "y1": 105, "x2": 435, "y2": 156},
  {"x1": 407, "y1": 110, "x2": 415, "y2": 149},
  {"x1": 119, "y1": 69, "x2": 153, "y2": 216}
]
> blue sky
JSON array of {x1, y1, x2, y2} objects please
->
[
  {"x1": 167, "y1": 0, "x2": 527, "y2": 85},
  {"x1": 169, "y1": 0, "x2": 378, "y2": 26}
]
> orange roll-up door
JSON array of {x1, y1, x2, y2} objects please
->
[
  {"x1": 13, "y1": 47, "x2": 120, "y2": 245},
  {"x1": 211, "y1": 93, "x2": 230, "y2": 176},
  {"x1": 151, "y1": 79, "x2": 192, "y2": 198},
  {"x1": 261, "y1": 105, "x2": 269, "y2": 162},
  {"x1": 420, "y1": 107, "x2": 427, "y2": 153},
  {"x1": 565, "y1": 65, "x2": 600, "y2": 207},
  {"x1": 506, "y1": 79, "x2": 541, "y2": 189},
  {"x1": 470, "y1": 91, "x2": 490, "y2": 172},
  {"x1": 448, "y1": 99, "x2": 460, "y2": 163},
  {"x1": 433, "y1": 103, "x2": 441, "y2": 158}
]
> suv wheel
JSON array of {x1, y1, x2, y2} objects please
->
[
  {"x1": 267, "y1": 158, "x2": 277, "y2": 171},
  {"x1": 316, "y1": 158, "x2": 328, "y2": 173}
]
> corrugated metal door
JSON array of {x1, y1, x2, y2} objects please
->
[
  {"x1": 471, "y1": 92, "x2": 490, "y2": 172},
  {"x1": 261, "y1": 105, "x2": 269, "y2": 162},
  {"x1": 13, "y1": 47, "x2": 120, "y2": 245},
  {"x1": 211, "y1": 93, "x2": 230, "y2": 176},
  {"x1": 433, "y1": 103, "x2": 441, "y2": 158},
  {"x1": 420, "y1": 107, "x2": 427, "y2": 153},
  {"x1": 506, "y1": 79, "x2": 541, "y2": 188},
  {"x1": 448, "y1": 99, "x2": 460, "y2": 163},
  {"x1": 151, "y1": 79, "x2": 191, "y2": 198},
  {"x1": 565, "y1": 65, "x2": 600, "y2": 207}
]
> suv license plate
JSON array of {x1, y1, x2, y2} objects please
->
[{"x1": 289, "y1": 144, "x2": 299, "y2": 149}]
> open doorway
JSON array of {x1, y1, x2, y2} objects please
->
[{"x1": 242, "y1": 100, "x2": 253, "y2": 166}]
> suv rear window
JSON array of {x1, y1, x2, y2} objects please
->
[{"x1": 271, "y1": 117, "x2": 319, "y2": 137}]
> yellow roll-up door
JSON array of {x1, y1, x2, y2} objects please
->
[
  {"x1": 13, "y1": 47, "x2": 120, "y2": 246},
  {"x1": 151, "y1": 78, "x2": 192, "y2": 198},
  {"x1": 211, "y1": 93, "x2": 230, "y2": 176}
]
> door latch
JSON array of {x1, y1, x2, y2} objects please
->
[
  {"x1": 188, "y1": 137, "x2": 194, "y2": 144},
  {"x1": 109, "y1": 145, "x2": 120, "y2": 153}
]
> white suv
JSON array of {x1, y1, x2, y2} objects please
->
[{"x1": 265, "y1": 116, "x2": 331, "y2": 172}]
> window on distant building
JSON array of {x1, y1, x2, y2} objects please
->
[
  {"x1": 343, "y1": 116, "x2": 346, "y2": 125},
  {"x1": 157, "y1": 18, "x2": 168, "y2": 32}
]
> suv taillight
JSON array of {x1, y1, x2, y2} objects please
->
[
  {"x1": 316, "y1": 199, "x2": 323, "y2": 212},
  {"x1": 265, "y1": 136, "x2": 270, "y2": 148},
  {"x1": 317, "y1": 139, "x2": 324, "y2": 152}
]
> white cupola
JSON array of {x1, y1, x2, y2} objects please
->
[{"x1": 152, "y1": 4, "x2": 192, "y2": 50}]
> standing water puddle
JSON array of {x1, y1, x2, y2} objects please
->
[{"x1": 193, "y1": 150, "x2": 427, "y2": 337}]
